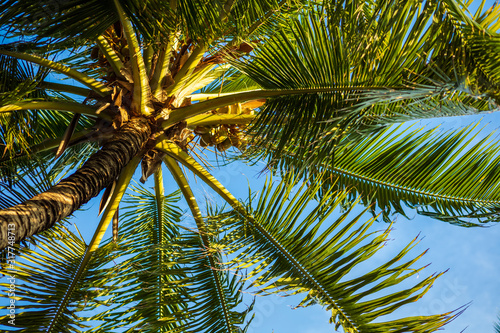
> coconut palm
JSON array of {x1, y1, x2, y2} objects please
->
[{"x1": 0, "y1": 0, "x2": 499, "y2": 331}]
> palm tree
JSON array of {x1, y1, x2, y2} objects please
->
[{"x1": 0, "y1": 0, "x2": 499, "y2": 331}]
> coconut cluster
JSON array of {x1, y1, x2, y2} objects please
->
[{"x1": 194, "y1": 104, "x2": 255, "y2": 152}]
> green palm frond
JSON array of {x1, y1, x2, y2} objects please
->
[
  {"x1": 226, "y1": 0, "x2": 306, "y2": 41},
  {"x1": 176, "y1": 0, "x2": 229, "y2": 41},
  {"x1": 0, "y1": 53, "x2": 50, "y2": 153},
  {"x1": 56, "y1": 47, "x2": 107, "y2": 83},
  {"x1": 440, "y1": 0, "x2": 500, "y2": 87},
  {"x1": 0, "y1": 145, "x2": 101, "y2": 215},
  {"x1": 180, "y1": 230, "x2": 253, "y2": 333},
  {"x1": 0, "y1": 163, "x2": 53, "y2": 210},
  {"x1": 95, "y1": 180, "x2": 252, "y2": 333},
  {"x1": 323, "y1": 0, "x2": 375, "y2": 40},
  {"x1": 0, "y1": 0, "x2": 302, "y2": 49},
  {"x1": 94, "y1": 183, "x2": 189, "y2": 332},
  {"x1": 0, "y1": 54, "x2": 102, "y2": 184},
  {"x1": 234, "y1": 13, "x2": 352, "y2": 161},
  {"x1": 235, "y1": 2, "x2": 499, "y2": 164},
  {"x1": 0, "y1": 53, "x2": 48, "y2": 102},
  {"x1": 0, "y1": 51, "x2": 99, "y2": 154},
  {"x1": 249, "y1": 122, "x2": 500, "y2": 226},
  {"x1": 163, "y1": 156, "x2": 254, "y2": 333},
  {"x1": 0, "y1": 0, "x2": 175, "y2": 48},
  {"x1": 0, "y1": 225, "x2": 116, "y2": 332},
  {"x1": 342, "y1": 76, "x2": 496, "y2": 125},
  {"x1": 201, "y1": 69, "x2": 262, "y2": 96},
  {"x1": 397, "y1": 0, "x2": 500, "y2": 110},
  {"x1": 495, "y1": 313, "x2": 500, "y2": 333},
  {"x1": 0, "y1": 0, "x2": 498, "y2": 331},
  {"x1": 0, "y1": 115, "x2": 99, "y2": 185},
  {"x1": 215, "y1": 175, "x2": 460, "y2": 332},
  {"x1": 173, "y1": 0, "x2": 306, "y2": 44}
]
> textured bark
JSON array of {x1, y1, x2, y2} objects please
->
[{"x1": 0, "y1": 118, "x2": 151, "y2": 249}]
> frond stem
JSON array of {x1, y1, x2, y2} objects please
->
[
  {"x1": 163, "y1": 87, "x2": 389, "y2": 127},
  {"x1": 330, "y1": 165, "x2": 500, "y2": 205},
  {"x1": 186, "y1": 113, "x2": 255, "y2": 128},
  {"x1": 163, "y1": 156, "x2": 235, "y2": 333},
  {"x1": 96, "y1": 35, "x2": 126, "y2": 80},
  {"x1": 153, "y1": 169, "x2": 167, "y2": 319},
  {"x1": 166, "y1": 43, "x2": 207, "y2": 97},
  {"x1": 46, "y1": 156, "x2": 140, "y2": 332},
  {"x1": 0, "y1": 100, "x2": 112, "y2": 120},
  {"x1": 0, "y1": 49, "x2": 110, "y2": 96},
  {"x1": 38, "y1": 81, "x2": 92, "y2": 97},
  {"x1": 0, "y1": 129, "x2": 94, "y2": 164},
  {"x1": 156, "y1": 140, "x2": 244, "y2": 212},
  {"x1": 113, "y1": 0, "x2": 153, "y2": 116},
  {"x1": 151, "y1": 33, "x2": 178, "y2": 97},
  {"x1": 158, "y1": 140, "x2": 357, "y2": 331}
]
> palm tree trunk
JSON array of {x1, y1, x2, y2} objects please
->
[{"x1": 0, "y1": 118, "x2": 151, "y2": 249}]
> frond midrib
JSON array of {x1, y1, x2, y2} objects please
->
[
  {"x1": 207, "y1": 254, "x2": 234, "y2": 333},
  {"x1": 46, "y1": 243, "x2": 89, "y2": 332},
  {"x1": 163, "y1": 156, "x2": 235, "y2": 332},
  {"x1": 329, "y1": 164, "x2": 500, "y2": 205},
  {"x1": 247, "y1": 216, "x2": 360, "y2": 332}
]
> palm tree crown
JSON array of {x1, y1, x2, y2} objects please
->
[{"x1": 0, "y1": 0, "x2": 499, "y2": 332}]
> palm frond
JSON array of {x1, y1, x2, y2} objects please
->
[
  {"x1": 0, "y1": 53, "x2": 102, "y2": 184},
  {"x1": 440, "y1": 0, "x2": 500, "y2": 88},
  {"x1": 164, "y1": 156, "x2": 254, "y2": 333},
  {"x1": 0, "y1": 0, "x2": 303, "y2": 48},
  {"x1": 0, "y1": 53, "x2": 49, "y2": 102},
  {"x1": 93, "y1": 183, "x2": 190, "y2": 332},
  {"x1": 180, "y1": 230, "x2": 253, "y2": 333},
  {"x1": 0, "y1": 50, "x2": 99, "y2": 161},
  {"x1": 0, "y1": 48, "x2": 110, "y2": 96},
  {"x1": 323, "y1": 0, "x2": 375, "y2": 43},
  {"x1": 0, "y1": 140, "x2": 101, "y2": 213},
  {"x1": 235, "y1": 3, "x2": 499, "y2": 165},
  {"x1": 226, "y1": 0, "x2": 307, "y2": 42},
  {"x1": 201, "y1": 67, "x2": 262, "y2": 95},
  {"x1": 0, "y1": 53, "x2": 50, "y2": 153},
  {"x1": 0, "y1": 115, "x2": 99, "y2": 185},
  {"x1": 214, "y1": 174, "x2": 461, "y2": 332},
  {"x1": 0, "y1": 1, "x2": 497, "y2": 332},
  {"x1": 0, "y1": 0, "x2": 176, "y2": 48},
  {"x1": 495, "y1": 313, "x2": 500, "y2": 333},
  {"x1": 0, "y1": 163, "x2": 53, "y2": 210},
  {"x1": 247, "y1": 121, "x2": 500, "y2": 226},
  {"x1": 0, "y1": 224, "x2": 116, "y2": 332}
]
